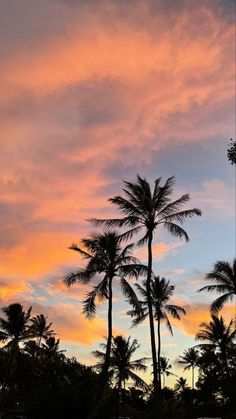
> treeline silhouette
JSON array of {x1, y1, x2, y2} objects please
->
[{"x1": 0, "y1": 175, "x2": 235, "y2": 419}]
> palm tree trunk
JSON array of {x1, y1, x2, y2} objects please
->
[
  {"x1": 157, "y1": 317, "x2": 161, "y2": 393},
  {"x1": 146, "y1": 232, "x2": 159, "y2": 400},
  {"x1": 115, "y1": 376, "x2": 122, "y2": 419},
  {"x1": 88, "y1": 277, "x2": 113, "y2": 419},
  {"x1": 192, "y1": 366, "x2": 194, "y2": 389}
]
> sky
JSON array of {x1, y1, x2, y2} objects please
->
[{"x1": 0, "y1": 0, "x2": 235, "y2": 388}]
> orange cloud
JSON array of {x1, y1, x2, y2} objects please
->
[
  {"x1": 0, "y1": 278, "x2": 31, "y2": 301},
  {"x1": 172, "y1": 301, "x2": 234, "y2": 337},
  {"x1": 134, "y1": 241, "x2": 184, "y2": 263}
]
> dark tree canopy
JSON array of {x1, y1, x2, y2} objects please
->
[{"x1": 227, "y1": 138, "x2": 236, "y2": 165}]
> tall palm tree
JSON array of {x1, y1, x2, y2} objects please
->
[
  {"x1": 93, "y1": 335, "x2": 148, "y2": 419},
  {"x1": 195, "y1": 314, "x2": 236, "y2": 375},
  {"x1": 90, "y1": 175, "x2": 201, "y2": 396},
  {"x1": 159, "y1": 357, "x2": 176, "y2": 388},
  {"x1": 128, "y1": 276, "x2": 186, "y2": 391},
  {"x1": 65, "y1": 230, "x2": 145, "y2": 419},
  {"x1": 178, "y1": 347, "x2": 199, "y2": 389},
  {"x1": 199, "y1": 259, "x2": 236, "y2": 316},
  {"x1": 29, "y1": 314, "x2": 54, "y2": 347}
]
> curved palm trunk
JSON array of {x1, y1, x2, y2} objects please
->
[
  {"x1": 146, "y1": 233, "x2": 159, "y2": 400},
  {"x1": 157, "y1": 317, "x2": 161, "y2": 393},
  {"x1": 88, "y1": 277, "x2": 113, "y2": 419}
]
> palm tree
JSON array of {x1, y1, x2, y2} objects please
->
[
  {"x1": 195, "y1": 314, "x2": 236, "y2": 375},
  {"x1": 199, "y1": 259, "x2": 236, "y2": 316},
  {"x1": 0, "y1": 303, "x2": 32, "y2": 392},
  {"x1": 159, "y1": 357, "x2": 176, "y2": 388},
  {"x1": 0, "y1": 303, "x2": 32, "y2": 350},
  {"x1": 178, "y1": 347, "x2": 199, "y2": 389},
  {"x1": 29, "y1": 314, "x2": 54, "y2": 347},
  {"x1": 41, "y1": 336, "x2": 65, "y2": 359},
  {"x1": 93, "y1": 335, "x2": 148, "y2": 418},
  {"x1": 65, "y1": 230, "x2": 145, "y2": 418},
  {"x1": 174, "y1": 376, "x2": 188, "y2": 393},
  {"x1": 128, "y1": 275, "x2": 186, "y2": 391},
  {"x1": 90, "y1": 175, "x2": 201, "y2": 396}
]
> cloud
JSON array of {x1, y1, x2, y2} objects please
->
[
  {"x1": 172, "y1": 300, "x2": 234, "y2": 337},
  {"x1": 0, "y1": 0, "x2": 234, "y2": 353},
  {"x1": 134, "y1": 242, "x2": 184, "y2": 263}
]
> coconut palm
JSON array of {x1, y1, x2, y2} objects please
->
[
  {"x1": 29, "y1": 314, "x2": 54, "y2": 347},
  {"x1": 128, "y1": 276, "x2": 186, "y2": 391},
  {"x1": 195, "y1": 314, "x2": 236, "y2": 375},
  {"x1": 159, "y1": 357, "x2": 177, "y2": 388},
  {"x1": 199, "y1": 259, "x2": 236, "y2": 316},
  {"x1": 41, "y1": 336, "x2": 65, "y2": 359},
  {"x1": 178, "y1": 347, "x2": 199, "y2": 389},
  {"x1": 174, "y1": 376, "x2": 188, "y2": 393},
  {"x1": 90, "y1": 175, "x2": 201, "y2": 396},
  {"x1": 65, "y1": 230, "x2": 145, "y2": 418},
  {"x1": 0, "y1": 303, "x2": 32, "y2": 349},
  {"x1": 0, "y1": 303, "x2": 32, "y2": 391},
  {"x1": 93, "y1": 335, "x2": 148, "y2": 418}
]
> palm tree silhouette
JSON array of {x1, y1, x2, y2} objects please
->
[
  {"x1": 65, "y1": 230, "x2": 145, "y2": 418},
  {"x1": 199, "y1": 259, "x2": 236, "y2": 317},
  {"x1": 93, "y1": 335, "x2": 148, "y2": 418},
  {"x1": 29, "y1": 314, "x2": 54, "y2": 347},
  {"x1": 178, "y1": 347, "x2": 199, "y2": 389},
  {"x1": 41, "y1": 336, "x2": 65, "y2": 359},
  {"x1": 0, "y1": 303, "x2": 32, "y2": 392},
  {"x1": 90, "y1": 175, "x2": 201, "y2": 396},
  {"x1": 195, "y1": 314, "x2": 236, "y2": 375},
  {"x1": 0, "y1": 303, "x2": 32, "y2": 350},
  {"x1": 159, "y1": 356, "x2": 177, "y2": 388},
  {"x1": 174, "y1": 376, "x2": 188, "y2": 393},
  {"x1": 128, "y1": 275, "x2": 185, "y2": 391}
]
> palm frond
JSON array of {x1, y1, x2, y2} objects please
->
[
  {"x1": 120, "y1": 278, "x2": 143, "y2": 312},
  {"x1": 162, "y1": 221, "x2": 189, "y2": 241}
]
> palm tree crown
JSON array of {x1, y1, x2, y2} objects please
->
[
  {"x1": 93, "y1": 335, "x2": 148, "y2": 390},
  {"x1": 178, "y1": 347, "x2": 199, "y2": 389},
  {"x1": 90, "y1": 175, "x2": 202, "y2": 244},
  {"x1": 65, "y1": 231, "x2": 144, "y2": 318},
  {"x1": 29, "y1": 314, "x2": 54, "y2": 346},
  {"x1": 199, "y1": 258, "x2": 236, "y2": 314},
  {"x1": 0, "y1": 303, "x2": 32, "y2": 349},
  {"x1": 128, "y1": 276, "x2": 186, "y2": 332},
  {"x1": 195, "y1": 314, "x2": 236, "y2": 373}
]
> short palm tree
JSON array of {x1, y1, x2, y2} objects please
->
[
  {"x1": 93, "y1": 335, "x2": 148, "y2": 418},
  {"x1": 178, "y1": 347, "x2": 199, "y2": 389},
  {"x1": 90, "y1": 175, "x2": 201, "y2": 396},
  {"x1": 199, "y1": 259, "x2": 236, "y2": 316},
  {"x1": 0, "y1": 303, "x2": 32, "y2": 386},
  {"x1": 29, "y1": 314, "x2": 54, "y2": 347},
  {"x1": 41, "y1": 336, "x2": 65, "y2": 359},
  {"x1": 195, "y1": 314, "x2": 236, "y2": 375},
  {"x1": 0, "y1": 303, "x2": 32, "y2": 349},
  {"x1": 65, "y1": 230, "x2": 145, "y2": 418},
  {"x1": 159, "y1": 357, "x2": 177, "y2": 388},
  {"x1": 174, "y1": 376, "x2": 188, "y2": 393},
  {"x1": 128, "y1": 275, "x2": 186, "y2": 391}
]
